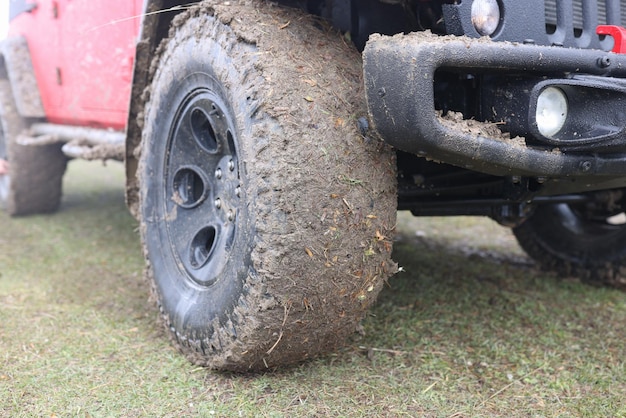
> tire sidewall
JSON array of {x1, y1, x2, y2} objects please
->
[{"x1": 141, "y1": 20, "x2": 256, "y2": 335}]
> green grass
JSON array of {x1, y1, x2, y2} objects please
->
[{"x1": 1, "y1": 160, "x2": 626, "y2": 416}]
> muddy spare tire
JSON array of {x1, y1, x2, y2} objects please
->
[
  {"x1": 0, "y1": 73, "x2": 66, "y2": 215},
  {"x1": 139, "y1": 2, "x2": 397, "y2": 371},
  {"x1": 513, "y1": 200, "x2": 626, "y2": 287}
]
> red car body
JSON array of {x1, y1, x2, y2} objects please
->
[{"x1": 8, "y1": 0, "x2": 141, "y2": 130}]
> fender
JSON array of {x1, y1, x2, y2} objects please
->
[
  {"x1": 125, "y1": 0, "x2": 198, "y2": 218},
  {"x1": 0, "y1": 36, "x2": 45, "y2": 119}
]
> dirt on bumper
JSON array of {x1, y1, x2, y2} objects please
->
[{"x1": 363, "y1": 32, "x2": 626, "y2": 179}]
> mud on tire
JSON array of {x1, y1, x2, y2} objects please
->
[
  {"x1": 0, "y1": 74, "x2": 66, "y2": 215},
  {"x1": 138, "y1": 1, "x2": 397, "y2": 371}
]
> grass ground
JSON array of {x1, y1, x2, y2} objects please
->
[{"x1": 1, "y1": 160, "x2": 625, "y2": 417}]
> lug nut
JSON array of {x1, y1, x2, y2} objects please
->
[
  {"x1": 215, "y1": 198, "x2": 222, "y2": 209},
  {"x1": 227, "y1": 210, "x2": 235, "y2": 222},
  {"x1": 235, "y1": 186, "x2": 241, "y2": 198},
  {"x1": 215, "y1": 168, "x2": 222, "y2": 179},
  {"x1": 228, "y1": 159, "x2": 235, "y2": 171}
]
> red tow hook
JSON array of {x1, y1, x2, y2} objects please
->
[{"x1": 596, "y1": 25, "x2": 626, "y2": 53}]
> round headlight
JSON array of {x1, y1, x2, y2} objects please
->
[
  {"x1": 471, "y1": 0, "x2": 501, "y2": 36},
  {"x1": 536, "y1": 87, "x2": 568, "y2": 139}
]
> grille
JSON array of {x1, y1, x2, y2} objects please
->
[{"x1": 544, "y1": 0, "x2": 625, "y2": 49}]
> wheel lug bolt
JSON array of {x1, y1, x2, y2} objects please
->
[
  {"x1": 227, "y1": 210, "x2": 235, "y2": 222},
  {"x1": 215, "y1": 168, "x2": 222, "y2": 179},
  {"x1": 215, "y1": 198, "x2": 222, "y2": 209},
  {"x1": 228, "y1": 159, "x2": 235, "y2": 172},
  {"x1": 235, "y1": 186, "x2": 241, "y2": 198}
]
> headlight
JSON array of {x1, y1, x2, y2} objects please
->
[
  {"x1": 471, "y1": 0, "x2": 501, "y2": 36},
  {"x1": 536, "y1": 87, "x2": 568, "y2": 139}
]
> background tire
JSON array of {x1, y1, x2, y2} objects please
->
[
  {"x1": 139, "y1": 2, "x2": 397, "y2": 371},
  {"x1": 513, "y1": 201, "x2": 626, "y2": 287},
  {"x1": 0, "y1": 75, "x2": 66, "y2": 215}
]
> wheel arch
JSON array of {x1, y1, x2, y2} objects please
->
[
  {"x1": 0, "y1": 36, "x2": 45, "y2": 119},
  {"x1": 125, "y1": 0, "x2": 200, "y2": 219}
]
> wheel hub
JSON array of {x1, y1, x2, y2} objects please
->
[{"x1": 164, "y1": 90, "x2": 241, "y2": 287}]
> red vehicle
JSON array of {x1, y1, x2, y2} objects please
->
[
  {"x1": 2, "y1": 0, "x2": 626, "y2": 371},
  {"x1": 1, "y1": 0, "x2": 140, "y2": 212}
]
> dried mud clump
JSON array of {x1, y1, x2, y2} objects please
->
[{"x1": 439, "y1": 111, "x2": 526, "y2": 148}]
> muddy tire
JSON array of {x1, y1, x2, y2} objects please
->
[
  {"x1": 139, "y1": 2, "x2": 396, "y2": 371},
  {"x1": 0, "y1": 76, "x2": 66, "y2": 215},
  {"x1": 513, "y1": 202, "x2": 626, "y2": 287}
]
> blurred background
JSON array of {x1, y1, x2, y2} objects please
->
[{"x1": 1, "y1": 2, "x2": 7, "y2": 39}]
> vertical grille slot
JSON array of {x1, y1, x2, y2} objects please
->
[{"x1": 544, "y1": 0, "x2": 624, "y2": 49}]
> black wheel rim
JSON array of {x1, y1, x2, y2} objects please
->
[{"x1": 164, "y1": 88, "x2": 241, "y2": 287}]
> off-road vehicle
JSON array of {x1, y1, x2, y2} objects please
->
[{"x1": 2, "y1": 0, "x2": 626, "y2": 370}]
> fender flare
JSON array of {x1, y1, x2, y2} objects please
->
[
  {"x1": 0, "y1": 36, "x2": 45, "y2": 119},
  {"x1": 125, "y1": 0, "x2": 199, "y2": 219}
]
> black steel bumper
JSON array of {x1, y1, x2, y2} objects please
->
[{"x1": 363, "y1": 32, "x2": 626, "y2": 178}]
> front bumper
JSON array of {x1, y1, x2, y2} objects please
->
[{"x1": 363, "y1": 32, "x2": 626, "y2": 178}]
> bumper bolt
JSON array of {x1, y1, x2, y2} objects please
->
[
  {"x1": 580, "y1": 161, "x2": 592, "y2": 172},
  {"x1": 597, "y1": 56, "x2": 611, "y2": 68}
]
